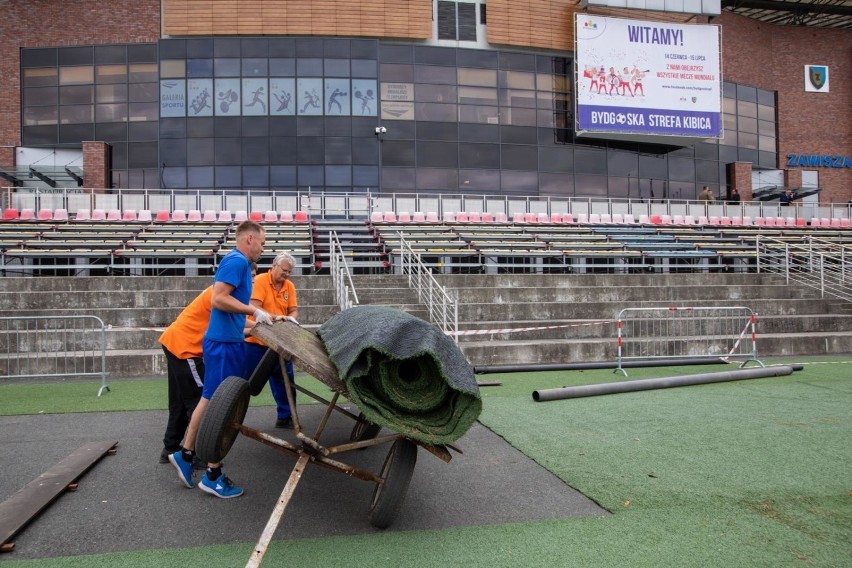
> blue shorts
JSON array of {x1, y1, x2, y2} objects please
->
[{"x1": 201, "y1": 338, "x2": 247, "y2": 400}]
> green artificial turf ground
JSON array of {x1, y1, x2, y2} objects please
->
[{"x1": 1, "y1": 357, "x2": 850, "y2": 567}]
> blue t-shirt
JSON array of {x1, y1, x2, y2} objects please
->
[{"x1": 204, "y1": 249, "x2": 252, "y2": 342}]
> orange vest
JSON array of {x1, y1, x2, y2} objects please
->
[{"x1": 246, "y1": 272, "x2": 298, "y2": 345}]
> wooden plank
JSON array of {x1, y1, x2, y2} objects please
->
[{"x1": 0, "y1": 441, "x2": 118, "y2": 552}]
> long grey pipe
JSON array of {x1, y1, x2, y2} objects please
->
[{"x1": 532, "y1": 365, "x2": 801, "y2": 402}]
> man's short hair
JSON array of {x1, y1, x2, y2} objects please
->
[{"x1": 235, "y1": 220, "x2": 264, "y2": 238}]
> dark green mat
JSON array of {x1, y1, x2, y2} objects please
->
[{"x1": 317, "y1": 305, "x2": 481, "y2": 444}]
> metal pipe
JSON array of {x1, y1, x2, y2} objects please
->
[
  {"x1": 532, "y1": 365, "x2": 800, "y2": 402},
  {"x1": 474, "y1": 357, "x2": 727, "y2": 374}
]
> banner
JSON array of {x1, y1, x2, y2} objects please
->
[{"x1": 575, "y1": 14, "x2": 722, "y2": 138}]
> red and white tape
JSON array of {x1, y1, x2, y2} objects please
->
[{"x1": 448, "y1": 319, "x2": 613, "y2": 337}]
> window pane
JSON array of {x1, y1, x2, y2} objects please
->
[
  {"x1": 297, "y1": 58, "x2": 323, "y2": 76},
  {"x1": 242, "y1": 58, "x2": 268, "y2": 77},
  {"x1": 351, "y1": 59, "x2": 377, "y2": 78},
  {"x1": 270, "y1": 58, "x2": 296, "y2": 76},
  {"x1": 499, "y1": 70, "x2": 535, "y2": 89},
  {"x1": 97, "y1": 84, "x2": 127, "y2": 103},
  {"x1": 458, "y1": 86, "x2": 496, "y2": 105},
  {"x1": 129, "y1": 83, "x2": 158, "y2": 102},
  {"x1": 214, "y1": 58, "x2": 240, "y2": 77},
  {"x1": 160, "y1": 60, "x2": 186, "y2": 78},
  {"x1": 129, "y1": 63, "x2": 158, "y2": 82},
  {"x1": 325, "y1": 165, "x2": 352, "y2": 186},
  {"x1": 415, "y1": 84, "x2": 457, "y2": 103},
  {"x1": 325, "y1": 59, "x2": 350, "y2": 77},
  {"x1": 380, "y1": 63, "x2": 413, "y2": 82},
  {"x1": 97, "y1": 64, "x2": 127, "y2": 84},
  {"x1": 96, "y1": 103, "x2": 127, "y2": 122},
  {"x1": 59, "y1": 105, "x2": 93, "y2": 124},
  {"x1": 737, "y1": 100, "x2": 757, "y2": 118},
  {"x1": 499, "y1": 107, "x2": 536, "y2": 126},
  {"x1": 187, "y1": 59, "x2": 214, "y2": 77},
  {"x1": 738, "y1": 132, "x2": 758, "y2": 149},
  {"x1": 757, "y1": 104, "x2": 775, "y2": 122},
  {"x1": 738, "y1": 116, "x2": 757, "y2": 134},
  {"x1": 414, "y1": 65, "x2": 457, "y2": 85},
  {"x1": 759, "y1": 135, "x2": 776, "y2": 153},
  {"x1": 458, "y1": 104, "x2": 499, "y2": 124},
  {"x1": 501, "y1": 144, "x2": 537, "y2": 170},
  {"x1": 414, "y1": 102, "x2": 457, "y2": 122},
  {"x1": 60, "y1": 85, "x2": 93, "y2": 105},
  {"x1": 24, "y1": 106, "x2": 58, "y2": 126},
  {"x1": 458, "y1": 68, "x2": 496, "y2": 87},
  {"x1": 129, "y1": 102, "x2": 158, "y2": 121},
  {"x1": 499, "y1": 89, "x2": 537, "y2": 108},
  {"x1": 59, "y1": 66, "x2": 94, "y2": 85},
  {"x1": 24, "y1": 87, "x2": 58, "y2": 106},
  {"x1": 24, "y1": 68, "x2": 58, "y2": 87}
]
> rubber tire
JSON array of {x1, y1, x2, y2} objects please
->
[
  {"x1": 368, "y1": 439, "x2": 417, "y2": 529},
  {"x1": 350, "y1": 412, "x2": 382, "y2": 442},
  {"x1": 196, "y1": 376, "x2": 250, "y2": 464},
  {"x1": 247, "y1": 348, "x2": 279, "y2": 396}
]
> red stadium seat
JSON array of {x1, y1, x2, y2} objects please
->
[
  {"x1": 397, "y1": 211, "x2": 412, "y2": 222},
  {"x1": 91, "y1": 209, "x2": 106, "y2": 221},
  {"x1": 122, "y1": 209, "x2": 137, "y2": 221},
  {"x1": 20, "y1": 208, "x2": 35, "y2": 220},
  {"x1": 37, "y1": 208, "x2": 53, "y2": 221},
  {"x1": 512, "y1": 212, "x2": 525, "y2": 224},
  {"x1": 171, "y1": 210, "x2": 187, "y2": 222},
  {"x1": 3, "y1": 208, "x2": 20, "y2": 220},
  {"x1": 249, "y1": 211, "x2": 263, "y2": 222},
  {"x1": 383, "y1": 211, "x2": 397, "y2": 222},
  {"x1": 294, "y1": 210, "x2": 309, "y2": 222},
  {"x1": 106, "y1": 209, "x2": 121, "y2": 221},
  {"x1": 187, "y1": 210, "x2": 202, "y2": 222},
  {"x1": 840, "y1": 218, "x2": 851, "y2": 228},
  {"x1": 155, "y1": 210, "x2": 170, "y2": 222},
  {"x1": 74, "y1": 209, "x2": 90, "y2": 221},
  {"x1": 53, "y1": 208, "x2": 69, "y2": 222},
  {"x1": 456, "y1": 212, "x2": 469, "y2": 222}
]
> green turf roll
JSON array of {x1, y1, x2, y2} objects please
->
[{"x1": 317, "y1": 305, "x2": 481, "y2": 444}]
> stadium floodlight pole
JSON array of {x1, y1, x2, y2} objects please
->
[{"x1": 531, "y1": 365, "x2": 803, "y2": 402}]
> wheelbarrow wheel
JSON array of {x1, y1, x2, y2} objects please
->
[
  {"x1": 368, "y1": 439, "x2": 417, "y2": 529},
  {"x1": 350, "y1": 412, "x2": 382, "y2": 442},
  {"x1": 197, "y1": 376, "x2": 250, "y2": 464}
]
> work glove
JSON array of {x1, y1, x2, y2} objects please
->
[
  {"x1": 253, "y1": 308, "x2": 273, "y2": 325},
  {"x1": 284, "y1": 316, "x2": 300, "y2": 325}
]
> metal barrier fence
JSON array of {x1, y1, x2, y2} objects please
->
[
  {"x1": 756, "y1": 235, "x2": 852, "y2": 303},
  {"x1": 615, "y1": 306, "x2": 763, "y2": 376},
  {"x1": 398, "y1": 234, "x2": 459, "y2": 342},
  {"x1": 0, "y1": 315, "x2": 109, "y2": 396}
]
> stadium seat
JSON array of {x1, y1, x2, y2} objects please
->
[
  {"x1": 425, "y1": 212, "x2": 439, "y2": 223},
  {"x1": 234, "y1": 210, "x2": 248, "y2": 222},
  {"x1": 512, "y1": 212, "x2": 525, "y2": 224},
  {"x1": 661, "y1": 215, "x2": 673, "y2": 225},
  {"x1": 137, "y1": 209, "x2": 152, "y2": 222},
  {"x1": 809, "y1": 217, "x2": 820, "y2": 227},
  {"x1": 623, "y1": 213, "x2": 635, "y2": 224},
  {"x1": 589, "y1": 213, "x2": 601, "y2": 224},
  {"x1": 155, "y1": 210, "x2": 170, "y2": 222},
  {"x1": 202, "y1": 210, "x2": 217, "y2": 222},
  {"x1": 217, "y1": 210, "x2": 233, "y2": 222},
  {"x1": 2, "y1": 208, "x2": 19, "y2": 220},
  {"x1": 187, "y1": 209, "x2": 202, "y2": 222},
  {"x1": 775, "y1": 217, "x2": 786, "y2": 227},
  {"x1": 764, "y1": 217, "x2": 776, "y2": 226},
  {"x1": 698, "y1": 216, "x2": 709, "y2": 225},
  {"x1": 456, "y1": 212, "x2": 469, "y2": 223},
  {"x1": 91, "y1": 209, "x2": 106, "y2": 221},
  {"x1": 537, "y1": 212, "x2": 550, "y2": 224},
  {"x1": 840, "y1": 218, "x2": 851, "y2": 228},
  {"x1": 672, "y1": 215, "x2": 685, "y2": 225},
  {"x1": 550, "y1": 213, "x2": 562, "y2": 224},
  {"x1": 397, "y1": 211, "x2": 412, "y2": 223},
  {"x1": 577, "y1": 213, "x2": 589, "y2": 224},
  {"x1": 263, "y1": 210, "x2": 278, "y2": 222},
  {"x1": 684, "y1": 215, "x2": 696, "y2": 225},
  {"x1": 482, "y1": 212, "x2": 495, "y2": 223},
  {"x1": 563, "y1": 213, "x2": 574, "y2": 223},
  {"x1": 106, "y1": 209, "x2": 121, "y2": 221},
  {"x1": 444, "y1": 211, "x2": 456, "y2": 223},
  {"x1": 468, "y1": 212, "x2": 481, "y2": 223},
  {"x1": 742, "y1": 216, "x2": 752, "y2": 226},
  {"x1": 20, "y1": 208, "x2": 35, "y2": 220},
  {"x1": 383, "y1": 211, "x2": 397, "y2": 222},
  {"x1": 525, "y1": 212, "x2": 538, "y2": 223},
  {"x1": 249, "y1": 211, "x2": 263, "y2": 222},
  {"x1": 412, "y1": 212, "x2": 426, "y2": 223},
  {"x1": 122, "y1": 209, "x2": 138, "y2": 221},
  {"x1": 821, "y1": 218, "x2": 831, "y2": 227},
  {"x1": 612, "y1": 213, "x2": 624, "y2": 224},
  {"x1": 786, "y1": 217, "x2": 796, "y2": 226},
  {"x1": 599, "y1": 213, "x2": 612, "y2": 224},
  {"x1": 649, "y1": 214, "x2": 662, "y2": 225},
  {"x1": 37, "y1": 208, "x2": 53, "y2": 221},
  {"x1": 638, "y1": 214, "x2": 649, "y2": 224},
  {"x1": 754, "y1": 217, "x2": 766, "y2": 226},
  {"x1": 294, "y1": 211, "x2": 309, "y2": 222},
  {"x1": 370, "y1": 211, "x2": 383, "y2": 223},
  {"x1": 53, "y1": 208, "x2": 68, "y2": 222},
  {"x1": 171, "y1": 210, "x2": 187, "y2": 222},
  {"x1": 720, "y1": 217, "x2": 732, "y2": 226},
  {"x1": 830, "y1": 218, "x2": 841, "y2": 228},
  {"x1": 74, "y1": 209, "x2": 90, "y2": 221},
  {"x1": 280, "y1": 211, "x2": 294, "y2": 222},
  {"x1": 795, "y1": 217, "x2": 807, "y2": 227},
  {"x1": 708, "y1": 216, "x2": 720, "y2": 225},
  {"x1": 494, "y1": 212, "x2": 508, "y2": 223}
]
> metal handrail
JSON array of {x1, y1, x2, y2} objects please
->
[
  {"x1": 398, "y1": 233, "x2": 459, "y2": 342},
  {"x1": 756, "y1": 235, "x2": 852, "y2": 302},
  {"x1": 328, "y1": 231, "x2": 359, "y2": 311}
]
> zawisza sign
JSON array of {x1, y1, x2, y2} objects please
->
[{"x1": 786, "y1": 154, "x2": 851, "y2": 168}]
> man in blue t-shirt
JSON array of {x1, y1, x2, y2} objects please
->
[{"x1": 169, "y1": 220, "x2": 269, "y2": 499}]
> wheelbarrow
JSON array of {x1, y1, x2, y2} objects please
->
[{"x1": 196, "y1": 320, "x2": 457, "y2": 568}]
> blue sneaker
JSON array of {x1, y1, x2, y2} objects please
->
[
  {"x1": 199, "y1": 472, "x2": 244, "y2": 499},
  {"x1": 168, "y1": 451, "x2": 195, "y2": 488}
]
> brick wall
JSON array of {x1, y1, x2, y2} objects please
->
[
  {"x1": 82, "y1": 141, "x2": 110, "y2": 190},
  {"x1": 727, "y1": 162, "x2": 753, "y2": 200},
  {"x1": 720, "y1": 13, "x2": 851, "y2": 202},
  {"x1": 0, "y1": 0, "x2": 161, "y2": 157}
]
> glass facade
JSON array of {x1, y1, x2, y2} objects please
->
[{"x1": 20, "y1": 39, "x2": 777, "y2": 199}]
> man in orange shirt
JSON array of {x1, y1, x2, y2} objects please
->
[
  {"x1": 244, "y1": 252, "x2": 299, "y2": 428},
  {"x1": 158, "y1": 264, "x2": 256, "y2": 465}
]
